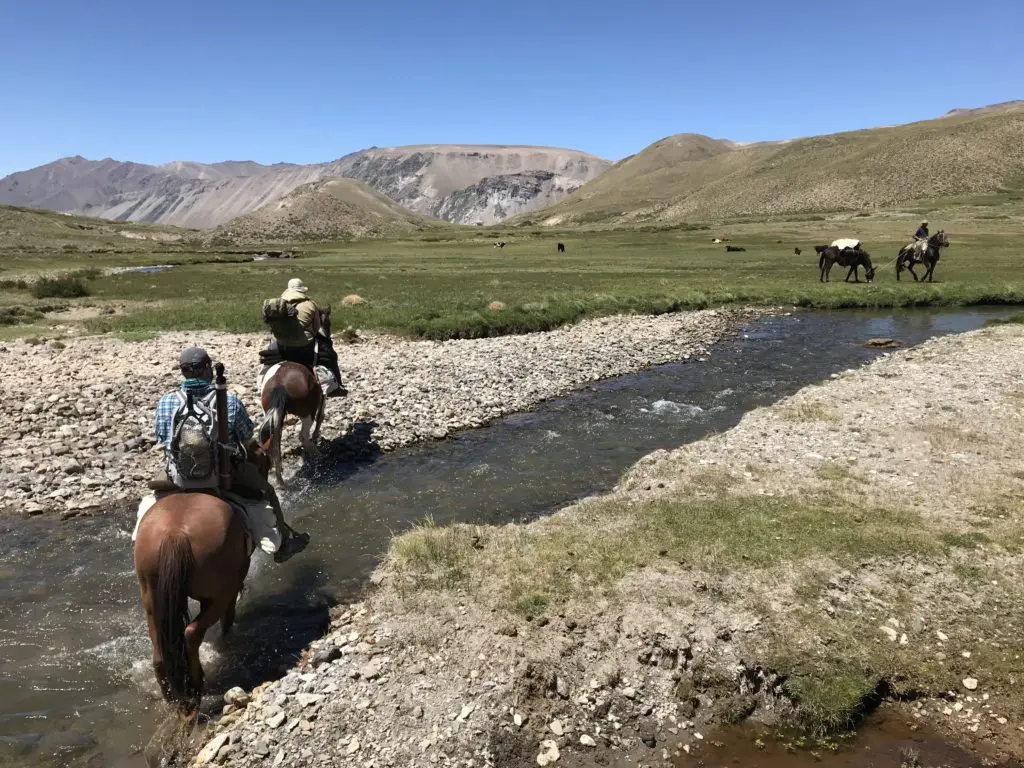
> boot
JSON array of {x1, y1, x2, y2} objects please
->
[{"x1": 274, "y1": 525, "x2": 310, "y2": 563}]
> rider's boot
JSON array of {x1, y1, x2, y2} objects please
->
[
  {"x1": 262, "y1": 482, "x2": 309, "y2": 563},
  {"x1": 326, "y1": 363, "x2": 347, "y2": 398}
]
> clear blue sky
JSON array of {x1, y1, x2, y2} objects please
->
[{"x1": 2, "y1": 0, "x2": 1021, "y2": 177}]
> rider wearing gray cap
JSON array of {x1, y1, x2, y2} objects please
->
[{"x1": 152, "y1": 346, "x2": 308, "y2": 562}]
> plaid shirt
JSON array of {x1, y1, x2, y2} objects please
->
[{"x1": 154, "y1": 381, "x2": 254, "y2": 450}]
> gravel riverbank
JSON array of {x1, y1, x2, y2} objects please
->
[
  {"x1": 0, "y1": 307, "x2": 760, "y2": 519},
  {"x1": 191, "y1": 322, "x2": 1024, "y2": 768}
]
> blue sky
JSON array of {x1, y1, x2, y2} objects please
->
[{"x1": 1, "y1": 0, "x2": 1021, "y2": 177}]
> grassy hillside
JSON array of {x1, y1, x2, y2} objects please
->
[
  {"x1": 518, "y1": 103, "x2": 1024, "y2": 226},
  {"x1": 0, "y1": 205, "x2": 202, "y2": 254},
  {"x1": 215, "y1": 178, "x2": 449, "y2": 242}
]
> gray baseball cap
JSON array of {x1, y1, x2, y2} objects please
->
[{"x1": 178, "y1": 347, "x2": 211, "y2": 368}]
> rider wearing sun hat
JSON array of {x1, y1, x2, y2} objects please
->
[
  {"x1": 267, "y1": 278, "x2": 344, "y2": 396},
  {"x1": 913, "y1": 220, "x2": 930, "y2": 241}
]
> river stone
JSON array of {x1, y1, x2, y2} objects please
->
[
  {"x1": 963, "y1": 677, "x2": 979, "y2": 690},
  {"x1": 537, "y1": 740, "x2": 560, "y2": 766},
  {"x1": 224, "y1": 686, "x2": 250, "y2": 708},
  {"x1": 61, "y1": 459, "x2": 83, "y2": 474},
  {"x1": 194, "y1": 733, "x2": 230, "y2": 765}
]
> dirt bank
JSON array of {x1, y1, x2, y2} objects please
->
[
  {"x1": 0, "y1": 307, "x2": 759, "y2": 519},
  {"x1": 194, "y1": 322, "x2": 1024, "y2": 767}
]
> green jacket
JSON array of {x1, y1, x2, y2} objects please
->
[{"x1": 275, "y1": 289, "x2": 321, "y2": 346}]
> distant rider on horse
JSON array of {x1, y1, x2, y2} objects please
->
[
  {"x1": 261, "y1": 278, "x2": 344, "y2": 396},
  {"x1": 152, "y1": 346, "x2": 309, "y2": 562}
]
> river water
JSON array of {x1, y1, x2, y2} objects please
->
[{"x1": 0, "y1": 307, "x2": 1014, "y2": 767}]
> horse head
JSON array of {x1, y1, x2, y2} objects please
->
[{"x1": 933, "y1": 231, "x2": 949, "y2": 248}]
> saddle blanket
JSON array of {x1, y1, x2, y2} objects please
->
[
  {"x1": 902, "y1": 240, "x2": 929, "y2": 259},
  {"x1": 131, "y1": 492, "x2": 282, "y2": 556},
  {"x1": 830, "y1": 238, "x2": 862, "y2": 251},
  {"x1": 257, "y1": 362, "x2": 340, "y2": 398}
]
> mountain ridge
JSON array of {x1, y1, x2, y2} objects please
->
[{"x1": 0, "y1": 146, "x2": 611, "y2": 229}]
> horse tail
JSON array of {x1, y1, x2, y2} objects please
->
[
  {"x1": 258, "y1": 385, "x2": 288, "y2": 448},
  {"x1": 152, "y1": 534, "x2": 195, "y2": 706}
]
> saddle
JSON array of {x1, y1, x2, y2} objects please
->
[{"x1": 133, "y1": 485, "x2": 280, "y2": 557}]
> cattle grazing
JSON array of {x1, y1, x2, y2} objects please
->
[
  {"x1": 819, "y1": 246, "x2": 876, "y2": 283},
  {"x1": 494, "y1": 241, "x2": 506, "y2": 249},
  {"x1": 725, "y1": 245, "x2": 746, "y2": 252},
  {"x1": 557, "y1": 242, "x2": 565, "y2": 253},
  {"x1": 794, "y1": 247, "x2": 802, "y2": 256}
]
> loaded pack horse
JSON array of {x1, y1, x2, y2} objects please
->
[
  {"x1": 897, "y1": 231, "x2": 949, "y2": 282},
  {"x1": 257, "y1": 306, "x2": 335, "y2": 486},
  {"x1": 819, "y1": 246, "x2": 876, "y2": 283}
]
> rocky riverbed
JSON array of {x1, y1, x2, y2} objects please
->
[
  {"x1": 190, "y1": 322, "x2": 1024, "y2": 768},
  {"x1": 0, "y1": 307, "x2": 759, "y2": 519}
]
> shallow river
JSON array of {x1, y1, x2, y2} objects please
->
[{"x1": 0, "y1": 307, "x2": 1014, "y2": 767}]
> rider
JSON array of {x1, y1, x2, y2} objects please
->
[
  {"x1": 913, "y1": 220, "x2": 930, "y2": 241},
  {"x1": 266, "y1": 278, "x2": 344, "y2": 396},
  {"x1": 152, "y1": 346, "x2": 309, "y2": 562}
]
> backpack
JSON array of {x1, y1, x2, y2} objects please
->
[
  {"x1": 167, "y1": 389, "x2": 221, "y2": 489},
  {"x1": 262, "y1": 297, "x2": 303, "y2": 340}
]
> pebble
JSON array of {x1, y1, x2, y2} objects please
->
[
  {"x1": 223, "y1": 687, "x2": 250, "y2": 708},
  {"x1": 963, "y1": 678, "x2": 979, "y2": 691},
  {"x1": 549, "y1": 719, "x2": 564, "y2": 736},
  {"x1": 579, "y1": 734, "x2": 596, "y2": 747},
  {"x1": 536, "y1": 740, "x2": 560, "y2": 766}
]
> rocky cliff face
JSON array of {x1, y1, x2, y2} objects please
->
[
  {"x1": 0, "y1": 146, "x2": 611, "y2": 229},
  {"x1": 434, "y1": 170, "x2": 589, "y2": 225}
]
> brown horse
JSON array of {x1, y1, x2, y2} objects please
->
[
  {"x1": 819, "y1": 246, "x2": 876, "y2": 283},
  {"x1": 258, "y1": 363, "x2": 324, "y2": 486},
  {"x1": 133, "y1": 490, "x2": 254, "y2": 716}
]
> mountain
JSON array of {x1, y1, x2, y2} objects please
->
[
  {"x1": 0, "y1": 146, "x2": 611, "y2": 229},
  {"x1": 217, "y1": 178, "x2": 437, "y2": 242},
  {"x1": 517, "y1": 102, "x2": 1024, "y2": 226}
]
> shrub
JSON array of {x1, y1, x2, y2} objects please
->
[
  {"x1": 0, "y1": 305, "x2": 42, "y2": 326},
  {"x1": 30, "y1": 275, "x2": 90, "y2": 299}
]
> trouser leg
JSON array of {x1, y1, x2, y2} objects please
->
[{"x1": 231, "y1": 461, "x2": 290, "y2": 536}]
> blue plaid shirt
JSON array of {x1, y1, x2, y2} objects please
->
[{"x1": 154, "y1": 380, "x2": 254, "y2": 450}]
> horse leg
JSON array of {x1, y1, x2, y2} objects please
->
[
  {"x1": 312, "y1": 395, "x2": 325, "y2": 443},
  {"x1": 299, "y1": 416, "x2": 317, "y2": 460},
  {"x1": 182, "y1": 595, "x2": 231, "y2": 713}
]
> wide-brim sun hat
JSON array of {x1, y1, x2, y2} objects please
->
[{"x1": 287, "y1": 278, "x2": 308, "y2": 294}]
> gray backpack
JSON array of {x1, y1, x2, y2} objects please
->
[{"x1": 167, "y1": 389, "x2": 220, "y2": 489}]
